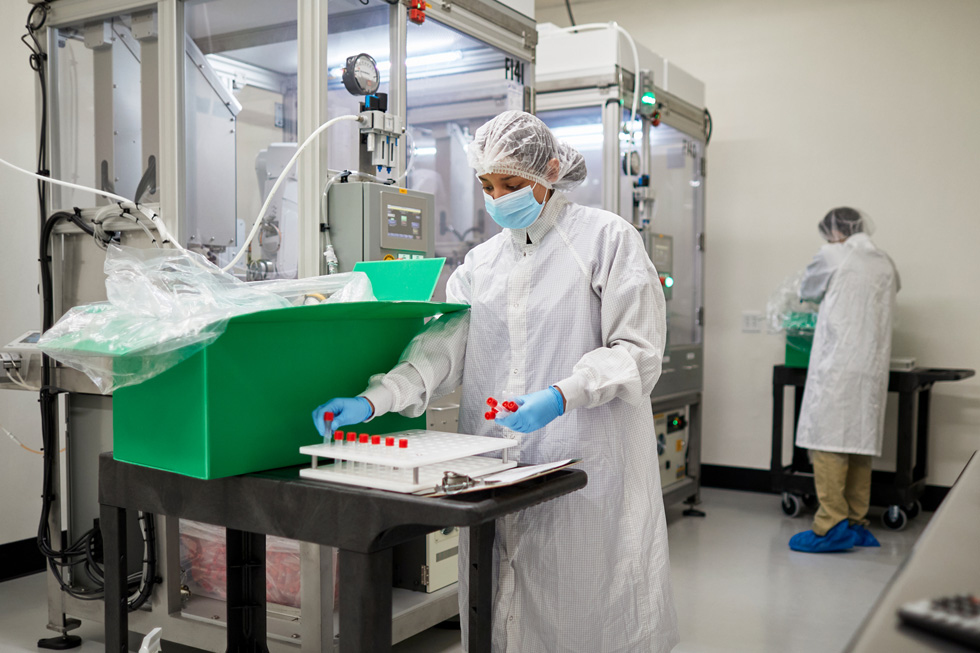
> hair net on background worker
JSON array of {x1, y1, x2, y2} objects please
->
[
  {"x1": 818, "y1": 207, "x2": 876, "y2": 241},
  {"x1": 467, "y1": 110, "x2": 587, "y2": 191}
]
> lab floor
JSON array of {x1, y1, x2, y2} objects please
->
[{"x1": 0, "y1": 488, "x2": 929, "y2": 653}]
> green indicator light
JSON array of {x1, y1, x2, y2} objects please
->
[
  {"x1": 664, "y1": 276, "x2": 674, "y2": 288},
  {"x1": 641, "y1": 92, "x2": 657, "y2": 106}
]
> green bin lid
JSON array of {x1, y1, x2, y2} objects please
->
[{"x1": 354, "y1": 258, "x2": 446, "y2": 301}]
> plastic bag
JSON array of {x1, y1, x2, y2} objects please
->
[
  {"x1": 38, "y1": 245, "x2": 375, "y2": 393},
  {"x1": 178, "y1": 518, "x2": 340, "y2": 610},
  {"x1": 766, "y1": 270, "x2": 820, "y2": 354}
]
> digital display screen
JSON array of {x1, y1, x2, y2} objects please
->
[
  {"x1": 385, "y1": 203, "x2": 423, "y2": 241},
  {"x1": 20, "y1": 332, "x2": 40, "y2": 344}
]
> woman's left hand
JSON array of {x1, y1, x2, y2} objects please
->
[{"x1": 495, "y1": 386, "x2": 565, "y2": 433}]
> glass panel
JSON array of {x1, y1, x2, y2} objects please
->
[
  {"x1": 646, "y1": 124, "x2": 703, "y2": 347},
  {"x1": 537, "y1": 106, "x2": 604, "y2": 210},
  {"x1": 404, "y1": 18, "x2": 528, "y2": 301},
  {"x1": 50, "y1": 16, "x2": 145, "y2": 213},
  {"x1": 185, "y1": 0, "x2": 300, "y2": 278}
]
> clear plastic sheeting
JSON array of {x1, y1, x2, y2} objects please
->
[
  {"x1": 179, "y1": 518, "x2": 339, "y2": 609},
  {"x1": 766, "y1": 271, "x2": 818, "y2": 335},
  {"x1": 38, "y1": 245, "x2": 375, "y2": 393}
]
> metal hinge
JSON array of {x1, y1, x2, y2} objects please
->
[
  {"x1": 700, "y1": 157, "x2": 706, "y2": 178},
  {"x1": 697, "y1": 307, "x2": 704, "y2": 326},
  {"x1": 420, "y1": 565, "x2": 429, "y2": 587},
  {"x1": 697, "y1": 232, "x2": 705, "y2": 251}
]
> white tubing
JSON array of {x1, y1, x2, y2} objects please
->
[
  {"x1": 548, "y1": 22, "x2": 642, "y2": 171},
  {"x1": 0, "y1": 155, "x2": 179, "y2": 247},
  {"x1": 223, "y1": 113, "x2": 364, "y2": 273}
]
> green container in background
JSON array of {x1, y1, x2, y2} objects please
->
[
  {"x1": 784, "y1": 311, "x2": 817, "y2": 368},
  {"x1": 113, "y1": 259, "x2": 465, "y2": 479}
]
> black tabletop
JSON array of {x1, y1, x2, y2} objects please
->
[{"x1": 99, "y1": 453, "x2": 588, "y2": 553}]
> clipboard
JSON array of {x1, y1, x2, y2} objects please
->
[{"x1": 418, "y1": 459, "x2": 582, "y2": 497}]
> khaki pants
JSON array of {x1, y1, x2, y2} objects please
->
[{"x1": 811, "y1": 450, "x2": 872, "y2": 536}]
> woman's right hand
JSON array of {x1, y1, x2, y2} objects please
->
[{"x1": 311, "y1": 397, "x2": 374, "y2": 437}]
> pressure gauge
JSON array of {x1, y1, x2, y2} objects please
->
[
  {"x1": 622, "y1": 150, "x2": 641, "y2": 176},
  {"x1": 342, "y1": 53, "x2": 380, "y2": 96}
]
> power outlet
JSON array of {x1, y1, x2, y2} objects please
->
[{"x1": 741, "y1": 310, "x2": 765, "y2": 333}]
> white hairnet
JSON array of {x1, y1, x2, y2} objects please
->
[
  {"x1": 467, "y1": 110, "x2": 587, "y2": 191},
  {"x1": 819, "y1": 207, "x2": 876, "y2": 241}
]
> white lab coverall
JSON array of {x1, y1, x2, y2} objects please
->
[
  {"x1": 362, "y1": 193, "x2": 679, "y2": 653},
  {"x1": 795, "y1": 233, "x2": 900, "y2": 455}
]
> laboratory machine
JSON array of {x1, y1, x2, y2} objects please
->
[
  {"x1": 535, "y1": 23, "x2": 709, "y2": 511},
  {"x1": 1, "y1": 0, "x2": 536, "y2": 650}
]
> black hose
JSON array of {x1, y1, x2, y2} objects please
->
[{"x1": 565, "y1": 0, "x2": 576, "y2": 27}]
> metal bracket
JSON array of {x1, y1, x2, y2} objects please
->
[{"x1": 1, "y1": 353, "x2": 22, "y2": 370}]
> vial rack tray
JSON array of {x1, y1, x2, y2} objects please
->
[{"x1": 299, "y1": 429, "x2": 518, "y2": 493}]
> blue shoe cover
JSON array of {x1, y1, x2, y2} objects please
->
[
  {"x1": 848, "y1": 524, "x2": 880, "y2": 547},
  {"x1": 789, "y1": 520, "x2": 858, "y2": 553}
]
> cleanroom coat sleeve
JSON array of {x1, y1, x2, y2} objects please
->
[
  {"x1": 799, "y1": 245, "x2": 843, "y2": 303},
  {"x1": 360, "y1": 265, "x2": 473, "y2": 419},
  {"x1": 556, "y1": 226, "x2": 667, "y2": 413}
]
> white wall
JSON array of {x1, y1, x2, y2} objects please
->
[
  {"x1": 0, "y1": 3, "x2": 45, "y2": 544},
  {"x1": 538, "y1": 0, "x2": 980, "y2": 485}
]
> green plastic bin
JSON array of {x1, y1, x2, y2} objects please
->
[
  {"x1": 784, "y1": 311, "x2": 816, "y2": 368},
  {"x1": 112, "y1": 259, "x2": 465, "y2": 479}
]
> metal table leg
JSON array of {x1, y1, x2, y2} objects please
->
[
  {"x1": 468, "y1": 521, "x2": 495, "y2": 653},
  {"x1": 100, "y1": 504, "x2": 127, "y2": 653},
  {"x1": 338, "y1": 549, "x2": 393, "y2": 653},
  {"x1": 226, "y1": 529, "x2": 268, "y2": 653},
  {"x1": 896, "y1": 390, "x2": 916, "y2": 506},
  {"x1": 770, "y1": 379, "x2": 784, "y2": 489}
]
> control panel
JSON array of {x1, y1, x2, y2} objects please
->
[{"x1": 654, "y1": 408, "x2": 689, "y2": 489}]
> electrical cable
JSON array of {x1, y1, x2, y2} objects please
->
[
  {"x1": 703, "y1": 107, "x2": 713, "y2": 145},
  {"x1": 23, "y1": 0, "x2": 158, "y2": 604},
  {"x1": 564, "y1": 0, "x2": 576, "y2": 27}
]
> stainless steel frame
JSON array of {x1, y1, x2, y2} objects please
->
[
  {"x1": 536, "y1": 74, "x2": 707, "y2": 509},
  {"x1": 30, "y1": 0, "x2": 536, "y2": 649}
]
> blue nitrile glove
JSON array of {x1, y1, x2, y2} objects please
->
[
  {"x1": 311, "y1": 397, "x2": 373, "y2": 437},
  {"x1": 495, "y1": 387, "x2": 565, "y2": 433}
]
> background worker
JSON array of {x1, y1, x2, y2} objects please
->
[{"x1": 789, "y1": 207, "x2": 901, "y2": 553}]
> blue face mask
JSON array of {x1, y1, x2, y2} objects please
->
[{"x1": 483, "y1": 184, "x2": 544, "y2": 230}]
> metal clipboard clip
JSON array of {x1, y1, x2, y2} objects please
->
[{"x1": 437, "y1": 470, "x2": 500, "y2": 495}]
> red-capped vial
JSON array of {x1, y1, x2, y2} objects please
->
[
  {"x1": 486, "y1": 397, "x2": 498, "y2": 408},
  {"x1": 333, "y1": 430, "x2": 344, "y2": 441},
  {"x1": 359, "y1": 433, "x2": 369, "y2": 444},
  {"x1": 346, "y1": 432, "x2": 357, "y2": 442},
  {"x1": 504, "y1": 401, "x2": 518, "y2": 412},
  {"x1": 385, "y1": 436, "x2": 395, "y2": 447},
  {"x1": 398, "y1": 439, "x2": 408, "y2": 448},
  {"x1": 323, "y1": 411, "x2": 334, "y2": 422},
  {"x1": 371, "y1": 435, "x2": 381, "y2": 445},
  {"x1": 485, "y1": 411, "x2": 494, "y2": 420}
]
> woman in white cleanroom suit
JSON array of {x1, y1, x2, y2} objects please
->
[
  {"x1": 789, "y1": 208, "x2": 900, "y2": 553},
  {"x1": 314, "y1": 111, "x2": 678, "y2": 652}
]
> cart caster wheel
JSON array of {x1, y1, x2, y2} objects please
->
[
  {"x1": 781, "y1": 492, "x2": 802, "y2": 517},
  {"x1": 881, "y1": 505, "x2": 908, "y2": 531},
  {"x1": 802, "y1": 493, "x2": 819, "y2": 509},
  {"x1": 904, "y1": 500, "x2": 921, "y2": 520}
]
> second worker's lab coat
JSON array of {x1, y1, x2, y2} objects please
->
[
  {"x1": 362, "y1": 192, "x2": 679, "y2": 653},
  {"x1": 795, "y1": 232, "x2": 900, "y2": 455}
]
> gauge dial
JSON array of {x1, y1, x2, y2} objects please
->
[
  {"x1": 622, "y1": 150, "x2": 641, "y2": 176},
  {"x1": 342, "y1": 53, "x2": 380, "y2": 96}
]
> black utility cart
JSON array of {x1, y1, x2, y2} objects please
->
[
  {"x1": 98, "y1": 453, "x2": 587, "y2": 653},
  {"x1": 769, "y1": 365, "x2": 974, "y2": 530}
]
